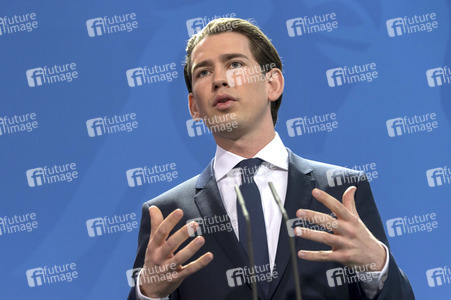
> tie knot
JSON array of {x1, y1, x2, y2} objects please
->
[{"x1": 235, "y1": 158, "x2": 263, "y2": 181}]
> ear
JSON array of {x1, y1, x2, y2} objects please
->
[
  {"x1": 188, "y1": 93, "x2": 200, "y2": 120},
  {"x1": 266, "y1": 68, "x2": 284, "y2": 103}
]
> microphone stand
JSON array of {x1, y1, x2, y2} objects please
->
[
  {"x1": 234, "y1": 185, "x2": 258, "y2": 300},
  {"x1": 268, "y1": 182, "x2": 302, "y2": 300}
]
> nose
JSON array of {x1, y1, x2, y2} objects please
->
[{"x1": 212, "y1": 69, "x2": 229, "y2": 91}]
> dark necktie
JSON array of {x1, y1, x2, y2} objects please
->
[{"x1": 235, "y1": 158, "x2": 270, "y2": 296}]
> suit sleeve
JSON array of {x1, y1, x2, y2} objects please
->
[{"x1": 354, "y1": 172, "x2": 415, "y2": 300}]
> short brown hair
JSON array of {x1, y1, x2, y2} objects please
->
[{"x1": 184, "y1": 18, "x2": 283, "y2": 126}]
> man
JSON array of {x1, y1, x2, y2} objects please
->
[{"x1": 128, "y1": 18, "x2": 414, "y2": 299}]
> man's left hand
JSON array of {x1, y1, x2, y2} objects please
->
[{"x1": 296, "y1": 187, "x2": 386, "y2": 271}]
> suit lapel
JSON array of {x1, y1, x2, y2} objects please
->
[{"x1": 268, "y1": 149, "x2": 316, "y2": 299}]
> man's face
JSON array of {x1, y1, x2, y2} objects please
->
[{"x1": 188, "y1": 32, "x2": 276, "y2": 137}]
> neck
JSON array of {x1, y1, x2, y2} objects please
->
[{"x1": 213, "y1": 125, "x2": 276, "y2": 158}]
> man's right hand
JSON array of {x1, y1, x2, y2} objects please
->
[{"x1": 139, "y1": 206, "x2": 213, "y2": 298}]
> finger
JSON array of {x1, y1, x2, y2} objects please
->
[
  {"x1": 151, "y1": 209, "x2": 184, "y2": 246},
  {"x1": 342, "y1": 186, "x2": 359, "y2": 217},
  {"x1": 178, "y1": 252, "x2": 214, "y2": 279},
  {"x1": 172, "y1": 236, "x2": 207, "y2": 266},
  {"x1": 162, "y1": 222, "x2": 199, "y2": 254},
  {"x1": 149, "y1": 206, "x2": 164, "y2": 238},
  {"x1": 295, "y1": 227, "x2": 345, "y2": 248},
  {"x1": 312, "y1": 189, "x2": 352, "y2": 221},
  {"x1": 298, "y1": 250, "x2": 337, "y2": 262},
  {"x1": 296, "y1": 209, "x2": 340, "y2": 232}
]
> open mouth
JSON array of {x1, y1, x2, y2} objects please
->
[{"x1": 214, "y1": 94, "x2": 236, "y2": 110}]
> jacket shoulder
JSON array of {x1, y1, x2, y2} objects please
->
[
  {"x1": 287, "y1": 148, "x2": 361, "y2": 177},
  {"x1": 304, "y1": 159, "x2": 361, "y2": 176},
  {"x1": 289, "y1": 151, "x2": 366, "y2": 191},
  {"x1": 143, "y1": 175, "x2": 199, "y2": 208}
]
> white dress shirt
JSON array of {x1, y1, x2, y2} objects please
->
[
  {"x1": 136, "y1": 132, "x2": 388, "y2": 299},
  {"x1": 214, "y1": 132, "x2": 289, "y2": 272}
]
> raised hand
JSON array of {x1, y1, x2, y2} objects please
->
[
  {"x1": 139, "y1": 206, "x2": 213, "y2": 298},
  {"x1": 296, "y1": 187, "x2": 386, "y2": 271}
]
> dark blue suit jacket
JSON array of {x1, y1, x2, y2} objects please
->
[{"x1": 128, "y1": 149, "x2": 414, "y2": 300}]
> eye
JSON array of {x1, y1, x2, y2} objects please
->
[
  {"x1": 230, "y1": 61, "x2": 243, "y2": 68},
  {"x1": 197, "y1": 69, "x2": 209, "y2": 78}
]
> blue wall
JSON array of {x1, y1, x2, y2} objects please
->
[{"x1": 0, "y1": 0, "x2": 450, "y2": 299}]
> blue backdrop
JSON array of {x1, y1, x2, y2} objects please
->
[{"x1": 1, "y1": 0, "x2": 450, "y2": 299}]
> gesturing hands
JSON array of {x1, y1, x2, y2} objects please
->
[
  {"x1": 139, "y1": 187, "x2": 385, "y2": 297},
  {"x1": 296, "y1": 187, "x2": 386, "y2": 271},
  {"x1": 139, "y1": 206, "x2": 213, "y2": 298}
]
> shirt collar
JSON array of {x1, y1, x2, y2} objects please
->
[{"x1": 213, "y1": 132, "x2": 289, "y2": 182}]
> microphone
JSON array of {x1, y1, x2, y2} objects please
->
[
  {"x1": 234, "y1": 185, "x2": 258, "y2": 300},
  {"x1": 268, "y1": 182, "x2": 302, "y2": 300}
]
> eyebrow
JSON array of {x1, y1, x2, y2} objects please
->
[{"x1": 192, "y1": 53, "x2": 249, "y2": 74}]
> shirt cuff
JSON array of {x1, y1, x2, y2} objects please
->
[
  {"x1": 135, "y1": 270, "x2": 170, "y2": 300},
  {"x1": 357, "y1": 242, "x2": 390, "y2": 299}
]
